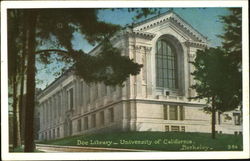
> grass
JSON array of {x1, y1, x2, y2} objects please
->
[{"x1": 37, "y1": 131, "x2": 243, "y2": 151}]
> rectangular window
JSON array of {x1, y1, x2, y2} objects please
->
[
  {"x1": 181, "y1": 126, "x2": 185, "y2": 132},
  {"x1": 217, "y1": 112, "x2": 221, "y2": 125},
  {"x1": 165, "y1": 125, "x2": 169, "y2": 132},
  {"x1": 169, "y1": 105, "x2": 178, "y2": 120},
  {"x1": 233, "y1": 113, "x2": 241, "y2": 125},
  {"x1": 109, "y1": 108, "x2": 114, "y2": 122},
  {"x1": 91, "y1": 114, "x2": 96, "y2": 128},
  {"x1": 53, "y1": 129, "x2": 55, "y2": 139},
  {"x1": 179, "y1": 106, "x2": 185, "y2": 120},
  {"x1": 57, "y1": 127, "x2": 60, "y2": 138},
  {"x1": 84, "y1": 117, "x2": 89, "y2": 130},
  {"x1": 163, "y1": 104, "x2": 185, "y2": 121},
  {"x1": 68, "y1": 88, "x2": 74, "y2": 110},
  {"x1": 77, "y1": 119, "x2": 82, "y2": 132},
  {"x1": 163, "y1": 105, "x2": 168, "y2": 120},
  {"x1": 171, "y1": 126, "x2": 180, "y2": 132},
  {"x1": 100, "y1": 111, "x2": 105, "y2": 126},
  {"x1": 49, "y1": 131, "x2": 51, "y2": 139}
]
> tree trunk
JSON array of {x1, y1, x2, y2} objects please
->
[
  {"x1": 16, "y1": 88, "x2": 22, "y2": 147},
  {"x1": 18, "y1": 66, "x2": 25, "y2": 144},
  {"x1": 211, "y1": 96, "x2": 216, "y2": 139},
  {"x1": 24, "y1": 10, "x2": 37, "y2": 152},
  {"x1": 12, "y1": 77, "x2": 18, "y2": 148},
  {"x1": 19, "y1": 18, "x2": 27, "y2": 144}
]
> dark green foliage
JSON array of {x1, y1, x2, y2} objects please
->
[
  {"x1": 74, "y1": 40, "x2": 143, "y2": 86},
  {"x1": 191, "y1": 47, "x2": 241, "y2": 112},
  {"x1": 191, "y1": 8, "x2": 242, "y2": 139},
  {"x1": 8, "y1": 8, "x2": 158, "y2": 152},
  {"x1": 219, "y1": 8, "x2": 242, "y2": 65},
  {"x1": 219, "y1": 8, "x2": 242, "y2": 108}
]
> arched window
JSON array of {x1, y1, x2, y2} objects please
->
[{"x1": 156, "y1": 39, "x2": 178, "y2": 89}]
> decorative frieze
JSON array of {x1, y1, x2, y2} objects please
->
[
  {"x1": 124, "y1": 29, "x2": 156, "y2": 40},
  {"x1": 134, "y1": 11, "x2": 207, "y2": 43},
  {"x1": 185, "y1": 40, "x2": 207, "y2": 48}
]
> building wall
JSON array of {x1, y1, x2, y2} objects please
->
[{"x1": 38, "y1": 12, "x2": 242, "y2": 141}]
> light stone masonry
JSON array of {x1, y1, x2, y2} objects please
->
[{"x1": 37, "y1": 11, "x2": 242, "y2": 141}]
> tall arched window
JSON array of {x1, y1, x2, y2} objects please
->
[{"x1": 156, "y1": 39, "x2": 178, "y2": 89}]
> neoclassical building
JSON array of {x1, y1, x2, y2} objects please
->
[{"x1": 37, "y1": 11, "x2": 242, "y2": 140}]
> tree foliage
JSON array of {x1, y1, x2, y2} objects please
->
[
  {"x1": 191, "y1": 8, "x2": 242, "y2": 139},
  {"x1": 7, "y1": 8, "x2": 159, "y2": 152},
  {"x1": 219, "y1": 8, "x2": 242, "y2": 65},
  {"x1": 74, "y1": 40, "x2": 142, "y2": 86},
  {"x1": 191, "y1": 48, "x2": 241, "y2": 112},
  {"x1": 219, "y1": 8, "x2": 242, "y2": 107}
]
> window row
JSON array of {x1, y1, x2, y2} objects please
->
[
  {"x1": 42, "y1": 127, "x2": 60, "y2": 140},
  {"x1": 165, "y1": 125, "x2": 185, "y2": 132},
  {"x1": 77, "y1": 108, "x2": 115, "y2": 132},
  {"x1": 163, "y1": 105, "x2": 184, "y2": 120}
]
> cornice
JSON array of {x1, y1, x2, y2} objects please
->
[
  {"x1": 133, "y1": 11, "x2": 207, "y2": 43},
  {"x1": 37, "y1": 71, "x2": 74, "y2": 100},
  {"x1": 184, "y1": 40, "x2": 207, "y2": 48},
  {"x1": 124, "y1": 29, "x2": 156, "y2": 40}
]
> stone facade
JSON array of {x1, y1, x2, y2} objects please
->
[{"x1": 37, "y1": 11, "x2": 242, "y2": 141}]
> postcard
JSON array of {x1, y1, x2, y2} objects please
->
[{"x1": 1, "y1": 0, "x2": 249, "y2": 160}]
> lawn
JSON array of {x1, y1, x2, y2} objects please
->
[{"x1": 38, "y1": 131, "x2": 243, "y2": 151}]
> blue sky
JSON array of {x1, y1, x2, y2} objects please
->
[{"x1": 37, "y1": 8, "x2": 230, "y2": 89}]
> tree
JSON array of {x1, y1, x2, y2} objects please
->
[
  {"x1": 8, "y1": 8, "x2": 158, "y2": 152},
  {"x1": 191, "y1": 48, "x2": 241, "y2": 139},
  {"x1": 219, "y1": 8, "x2": 242, "y2": 108},
  {"x1": 191, "y1": 8, "x2": 242, "y2": 139},
  {"x1": 8, "y1": 10, "x2": 24, "y2": 149}
]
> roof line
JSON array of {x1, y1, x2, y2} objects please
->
[
  {"x1": 171, "y1": 12, "x2": 207, "y2": 40},
  {"x1": 133, "y1": 10, "x2": 207, "y2": 41},
  {"x1": 133, "y1": 10, "x2": 172, "y2": 27}
]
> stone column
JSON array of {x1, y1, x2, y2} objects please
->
[
  {"x1": 141, "y1": 46, "x2": 149, "y2": 98},
  {"x1": 74, "y1": 80, "x2": 77, "y2": 113},
  {"x1": 80, "y1": 81, "x2": 83, "y2": 106},
  {"x1": 145, "y1": 47, "x2": 152, "y2": 97},
  {"x1": 122, "y1": 102, "x2": 130, "y2": 131},
  {"x1": 135, "y1": 45, "x2": 142, "y2": 98},
  {"x1": 58, "y1": 91, "x2": 61, "y2": 120},
  {"x1": 48, "y1": 99, "x2": 50, "y2": 127},
  {"x1": 54, "y1": 95, "x2": 57, "y2": 124},
  {"x1": 182, "y1": 42, "x2": 190, "y2": 98},
  {"x1": 130, "y1": 101, "x2": 137, "y2": 131},
  {"x1": 167, "y1": 104, "x2": 170, "y2": 120},
  {"x1": 129, "y1": 45, "x2": 136, "y2": 99},
  {"x1": 45, "y1": 101, "x2": 48, "y2": 125},
  {"x1": 189, "y1": 51, "x2": 196, "y2": 98},
  {"x1": 64, "y1": 87, "x2": 67, "y2": 113},
  {"x1": 83, "y1": 83, "x2": 87, "y2": 113},
  {"x1": 177, "y1": 105, "x2": 180, "y2": 120},
  {"x1": 40, "y1": 103, "x2": 43, "y2": 130},
  {"x1": 90, "y1": 84, "x2": 93, "y2": 104},
  {"x1": 50, "y1": 98, "x2": 53, "y2": 126},
  {"x1": 53, "y1": 96, "x2": 56, "y2": 125}
]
